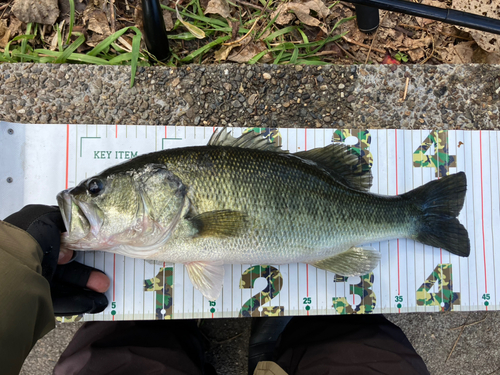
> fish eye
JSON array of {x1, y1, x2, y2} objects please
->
[{"x1": 88, "y1": 179, "x2": 104, "y2": 196}]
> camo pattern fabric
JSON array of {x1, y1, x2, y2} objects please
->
[
  {"x1": 144, "y1": 267, "x2": 174, "y2": 319},
  {"x1": 416, "y1": 264, "x2": 460, "y2": 311},
  {"x1": 332, "y1": 273, "x2": 376, "y2": 314},
  {"x1": 239, "y1": 265, "x2": 284, "y2": 317},
  {"x1": 333, "y1": 129, "x2": 373, "y2": 174},
  {"x1": 413, "y1": 130, "x2": 456, "y2": 177},
  {"x1": 243, "y1": 127, "x2": 283, "y2": 147}
]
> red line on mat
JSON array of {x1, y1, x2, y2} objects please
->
[
  {"x1": 113, "y1": 254, "x2": 116, "y2": 320},
  {"x1": 479, "y1": 131, "x2": 488, "y2": 303},
  {"x1": 305, "y1": 129, "x2": 310, "y2": 315},
  {"x1": 395, "y1": 130, "x2": 401, "y2": 312},
  {"x1": 65, "y1": 124, "x2": 69, "y2": 189}
]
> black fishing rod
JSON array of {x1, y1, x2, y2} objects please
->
[
  {"x1": 141, "y1": 0, "x2": 171, "y2": 62},
  {"x1": 347, "y1": 0, "x2": 500, "y2": 35}
]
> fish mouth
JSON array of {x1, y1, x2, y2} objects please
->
[
  {"x1": 57, "y1": 190, "x2": 103, "y2": 243},
  {"x1": 57, "y1": 190, "x2": 75, "y2": 234}
]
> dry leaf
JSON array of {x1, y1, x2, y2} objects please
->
[
  {"x1": 214, "y1": 43, "x2": 241, "y2": 61},
  {"x1": 472, "y1": 48, "x2": 500, "y2": 64},
  {"x1": 271, "y1": 0, "x2": 330, "y2": 33},
  {"x1": 87, "y1": 11, "x2": 111, "y2": 35},
  {"x1": 415, "y1": 0, "x2": 444, "y2": 26},
  {"x1": 452, "y1": 0, "x2": 500, "y2": 53},
  {"x1": 12, "y1": 0, "x2": 59, "y2": 25},
  {"x1": 0, "y1": 20, "x2": 11, "y2": 48},
  {"x1": 228, "y1": 41, "x2": 272, "y2": 63},
  {"x1": 440, "y1": 41, "x2": 474, "y2": 64},
  {"x1": 9, "y1": 16, "x2": 23, "y2": 37},
  {"x1": 176, "y1": 0, "x2": 205, "y2": 39},
  {"x1": 204, "y1": 0, "x2": 231, "y2": 19},
  {"x1": 407, "y1": 48, "x2": 425, "y2": 62},
  {"x1": 228, "y1": 19, "x2": 239, "y2": 40},
  {"x1": 163, "y1": 10, "x2": 174, "y2": 31},
  {"x1": 402, "y1": 36, "x2": 432, "y2": 50}
]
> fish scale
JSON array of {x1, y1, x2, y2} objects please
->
[{"x1": 150, "y1": 146, "x2": 415, "y2": 264}]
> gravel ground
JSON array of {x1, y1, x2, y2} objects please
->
[
  {"x1": 0, "y1": 63, "x2": 499, "y2": 129},
  {"x1": 3, "y1": 62, "x2": 499, "y2": 374}
]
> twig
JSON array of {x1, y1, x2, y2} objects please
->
[
  {"x1": 339, "y1": 1, "x2": 355, "y2": 11},
  {"x1": 446, "y1": 313, "x2": 471, "y2": 363},
  {"x1": 365, "y1": 11, "x2": 388, "y2": 64},
  {"x1": 0, "y1": 0, "x2": 13, "y2": 18},
  {"x1": 342, "y1": 36, "x2": 385, "y2": 54},
  {"x1": 223, "y1": 17, "x2": 259, "y2": 46},
  {"x1": 0, "y1": 3, "x2": 10, "y2": 11},
  {"x1": 125, "y1": 0, "x2": 130, "y2": 12},
  {"x1": 450, "y1": 316, "x2": 487, "y2": 331},
  {"x1": 446, "y1": 324, "x2": 465, "y2": 363},
  {"x1": 334, "y1": 41, "x2": 365, "y2": 63},
  {"x1": 110, "y1": 0, "x2": 116, "y2": 34},
  {"x1": 420, "y1": 34, "x2": 434, "y2": 64},
  {"x1": 402, "y1": 77, "x2": 409, "y2": 101}
]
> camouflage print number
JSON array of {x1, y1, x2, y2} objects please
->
[
  {"x1": 413, "y1": 130, "x2": 456, "y2": 177},
  {"x1": 333, "y1": 129, "x2": 373, "y2": 173},
  {"x1": 332, "y1": 273, "x2": 376, "y2": 314},
  {"x1": 144, "y1": 267, "x2": 174, "y2": 319},
  {"x1": 243, "y1": 127, "x2": 282, "y2": 147},
  {"x1": 239, "y1": 265, "x2": 285, "y2": 317},
  {"x1": 416, "y1": 264, "x2": 460, "y2": 311}
]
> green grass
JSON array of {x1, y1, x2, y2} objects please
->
[{"x1": 0, "y1": 0, "x2": 354, "y2": 85}]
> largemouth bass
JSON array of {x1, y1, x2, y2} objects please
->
[{"x1": 57, "y1": 129, "x2": 470, "y2": 300}]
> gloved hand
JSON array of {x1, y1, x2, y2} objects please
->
[{"x1": 4, "y1": 205, "x2": 110, "y2": 316}]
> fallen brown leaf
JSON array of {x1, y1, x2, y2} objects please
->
[
  {"x1": 271, "y1": 0, "x2": 330, "y2": 33},
  {"x1": 452, "y1": 0, "x2": 500, "y2": 53},
  {"x1": 12, "y1": 0, "x2": 60, "y2": 25},
  {"x1": 228, "y1": 19, "x2": 239, "y2": 41},
  {"x1": 0, "y1": 20, "x2": 11, "y2": 48},
  {"x1": 214, "y1": 43, "x2": 241, "y2": 61},
  {"x1": 163, "y1": 10, "x2": 174, "y2": 31},
  {"x1": 228, "y1": 41, "x2": 272, "y2": 63},
  {"x1": 88, "y1": 10, "x2": 111, "y2": 35},
  {"x1": 440, "y1": 41, "x2": 474, "y2": 64},
  {"x1": 9, "y1": 16, "x2": 23, "y2": 37},
  {"x1": 204, "y1": 0, "x2": 231, "y2": 19}
]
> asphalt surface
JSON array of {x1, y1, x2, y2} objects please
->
[{"x1": 1, "y1": 62, "x2": 498, "y2": 374}]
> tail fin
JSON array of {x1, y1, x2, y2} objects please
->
[{"x1": 403, "y1": 172, "x2": 470, "y2": 257}]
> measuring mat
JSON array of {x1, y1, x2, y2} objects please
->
[{"x1": 1, "y1": 122, "x2": 498, "y2": 321}]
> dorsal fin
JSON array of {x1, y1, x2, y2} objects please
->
[
  {"x1": 208, "y1": 128, "x2": 287, "y2": 153},
  {"x1": 294, "y1": 143, "x2": 373, "y2": 191}
]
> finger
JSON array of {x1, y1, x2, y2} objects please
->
[
  {"x1": 53, "y1": 262, "x2": 110, "y2": 293},
  {"x1": 51, "y1": 284, "x2": 108, "y2": 316},
  {"x1": 58, "y1": 248, "x2": 74, "y2": 264},
  {"x1": 87, "y1": 270, "x2": 111, "y2": 293}
]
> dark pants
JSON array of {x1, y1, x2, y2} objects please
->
[{"x1": 53, "y1": 315, "x2": 429, "y2": 375}]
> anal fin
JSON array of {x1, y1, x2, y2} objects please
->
[
  {"x1": 311, "y1": 246, "x2": 381, "y2": 276},
  {"x1": 185, "y1": 261, "x2": 225, "y2": 300}
]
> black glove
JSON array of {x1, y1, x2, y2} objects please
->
[{"x1": 4, "y1": 205, "x2": 108, "y2": 316}]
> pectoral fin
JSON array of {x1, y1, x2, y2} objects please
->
[
  {"x1": 185, "y1": 261, "x2": 225, "y2": 300},
  {"x1": 189, "y1": 210, "x2": 248, "y2": 238},
  {"x1": 311, "y1": 246, "x2": 381, "y2": 276}
]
